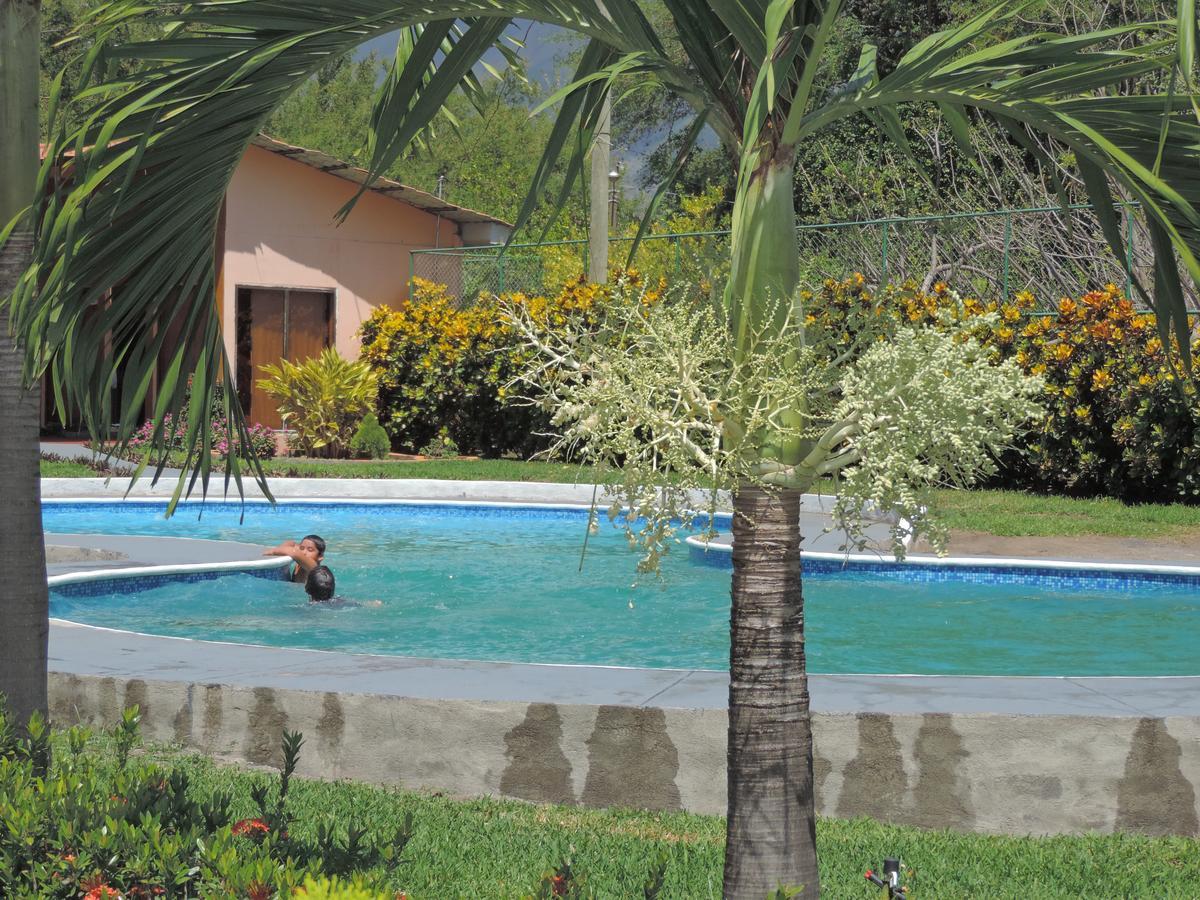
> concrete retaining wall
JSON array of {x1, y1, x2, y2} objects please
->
[{"x1": 48, "y1": 673, "x2": 1200, "y2": 837}]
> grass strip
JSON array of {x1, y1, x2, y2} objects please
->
[
  {"x1": 935, "y1": 487, "x2": 1200, "y2": 538},
  {"x1": 153, "y1": 748, "x2": 1199, "y2": 899},
  {"x1": 40, "y1": 458, "x2": 103, "y2": 477}
]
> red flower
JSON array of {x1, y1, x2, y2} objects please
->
[
  {"x1": 551, "y1": 874, "x2": 569, "y2": 897},
  {"x1": 232, "y1": 818, "x2": 271, "y2": 837},
  {"x1": 247, "y1": 881, "x2": 272, "y2": 900},
  {"x1": 83, "y1": 886, "x2": 122, "y2": 900}
]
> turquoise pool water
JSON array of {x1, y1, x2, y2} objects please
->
[{"x1": 44, "y1": 501, "x2": 1200, "y2": 675}]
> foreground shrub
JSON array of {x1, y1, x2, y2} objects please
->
[
  {"x1": 805, "y1": 277, "x2": 1200, "y2": 503},
  {"x1": 258, "y1": 348, "x2": 378, "y2": 458},
  {"x1": 0, "y1": 702, "x2": 417, "y2": 899},
  {"x1": 350, "y1": 413, "x2": 391, "y2": 460},
  {"x1": 359, "y1": 276, "x2": 637, "y2": 456}
]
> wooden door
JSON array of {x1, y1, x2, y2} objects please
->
[
  {"x1": 286, "y1": 290, "x2": 332, "y2": 363},
  {"x1": 235, "y1": 287, "x2": 332, "y2": 430}
]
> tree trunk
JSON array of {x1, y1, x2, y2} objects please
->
[
  {"x1": 0, "y1": 0, "x2": 48, "y2": 727},
  {"x1": 722, "y1": 485, "x2": 818, "y2": 899},
  {"x1": 721, "y1": 141, "x2": 819, "y2": 896}
]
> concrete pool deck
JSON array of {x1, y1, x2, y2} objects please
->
[
  {"x1": 40, "y1": 479, "x2": 1200, "y2": 836},
  {"x1": 46, "y1": 620, "x2": 1200, "y2": 718}
]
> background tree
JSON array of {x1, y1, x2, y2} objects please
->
[
  {"x1": 0, "y1": 0, "x2": 47, "y2": 728},
  {"x1": 11, "y1": 2, "x2": 1200, "y2": 897}
]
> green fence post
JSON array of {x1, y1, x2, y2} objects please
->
[
  {"x1": 1124, "y1": 206, "x2": 1135, "y2": 299},
  {"x1": 1002, "y1": 212, "x2": 1012, "y2": 301},
  {"x1": 674, "y1": 235, "x2": 681, "y2": 279},
  {"x1": 408, "y1": 252, "x2": 415, "y2": 299},
  {"x1": 498, "y1": 253, "x2": 506, "y2": 295},
  {"x1": 880, "y1": 221, "x2": 890, "y2": 285}
]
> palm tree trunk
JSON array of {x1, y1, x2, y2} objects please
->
[
  {"x1": 722, "y1": 146, "x2": 818, "y2": 898},
  {"x1": 0, "y1": 0, "x2": 49, "y2": 727},
  {"x1": 723, "y1": 485, "x2": 818, "y2": 899}
]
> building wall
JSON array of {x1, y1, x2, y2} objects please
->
[{"x1": 220, "y1": 145, "x2": 462, "y2": 369}]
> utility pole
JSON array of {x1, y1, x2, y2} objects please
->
[
  {"x1": 588, "y1": 91, "x2": 612, "y2": 283},
  {"x1": 588, "y1": 0, "x2": 612, "y2": 284}
]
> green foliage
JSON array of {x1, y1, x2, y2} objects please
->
[
  {"x1": 38, "y1": 0, "x2": 171, "y2": 137},
  {"x1": 417, "y1": 428, "x2": 460, "y2": 459},
  {"x1": 505, "y1": 273, "x2": 1042, "y2": 565},
  {"x1": 0, "y1": 699, "x2": 429, "y2": 899},
  {"x1": 258, "y1": 349, "x2": 378, "y2": 459},
  {"x1": 263, "y1": 55, "x2": 383, "y2": 168},
  {"x1": 359, "y1": 277, "x2": 631, "y2": 456},
  {"x1": 349, "y1": 413, "x2": 391, "y2": 460},
  {"x1": 295, "y1": 875, "x2": 391, "y2": 899},
  {"x1": 267, "y1": 67, "x2": 585, "y2": 238},
  {"x1": 806, "y1": 276, "x2": 1200, "y2": 504},
  {"x1": 0, "y1": 704, "x2": 312, "y2": 897}
]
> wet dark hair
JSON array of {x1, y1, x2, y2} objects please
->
[
  {"x1": 305, "y1": 565, "x2": 335, "y2": 602},
  {"x1": 301, "y1": 534, "x2": 326, "y2": 557}
]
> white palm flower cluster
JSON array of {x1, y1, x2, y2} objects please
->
[{"x1": 502, "y1": 276, "x2": 1043, "y2": 572}]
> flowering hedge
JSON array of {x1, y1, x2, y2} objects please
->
[
  {"x1": 128, "y1": 414, "x2": 276, "y2": 460},
  {"x1": 128, "y1": 381, "x2": 276, "y2": 461},
  {"x1": 364, "y1": 271, "x2": 1198, "y2": 501},
  {"x1": 359, "y1": 276, "x2": 653, "y2": 456},
  {"x1": 804, "y1": 277, "x2": 1200, "y2": 503}
]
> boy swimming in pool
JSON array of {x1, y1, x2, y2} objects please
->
[
  {"x1": 304, "y1": 565, "x2": 382, "y2": 608},
  {"x1": 305, "y1": 565, "x2": 336, "y2": 602},
  {"x1": 264, "y1": 534, "x2": 326, "y2": 583}
]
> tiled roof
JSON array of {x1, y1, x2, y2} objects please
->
[{"x1": 251, "y1": 134, "x2": 512, "y2": 228}]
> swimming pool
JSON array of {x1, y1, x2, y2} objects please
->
[{"x1": 44, "y1": 500, "x2": 1200, "y2": 676}]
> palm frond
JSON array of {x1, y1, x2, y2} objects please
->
[
  {"x1": 795, "y1": 2, "x2": 1200, "y2": 352},
  {"x1": 9, "y1": 0, "x2": 670, "y2": 507}
]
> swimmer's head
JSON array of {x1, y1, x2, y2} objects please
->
[
  {"x1": 305, "y1": 565, "x2": 335, "y2": 602},
  {"x1": 299, "y1": 534, "x2": 326, "y2": 562}
]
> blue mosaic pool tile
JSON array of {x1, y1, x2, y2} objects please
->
[
  {"x1": 40, "y1": 500, "x2": 734, "y2": 530},
  {"x1": 52, "y1": 564, "x2": 289, "y2": 599},
  {"x1": 688, "y1": 543, "x2": 1200, "y2": 593}
]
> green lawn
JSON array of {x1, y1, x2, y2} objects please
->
[
  {"x1": 935, "y1": 487, "x2": 1200, "y2": 538},
  {"x1": 258, "y1": 456, "x2": 611, "y2": 483},
  {"x1": 157, "y1": 748, "x2": 1197, "y2": 899},
  {"x1": 40, "y1": 457, "x2": 101, "y2": 477}
]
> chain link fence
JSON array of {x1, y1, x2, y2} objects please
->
[{"x1": 412, "y1": 204, "x2": 1186, "y2": 312}]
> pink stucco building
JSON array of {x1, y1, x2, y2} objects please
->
[
  {"x1": 41, "y1": 135, "x2": 510, "y2": 432},
  {"x1": 220, "y1": 136, "x2": 511, "y2": 427}
]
